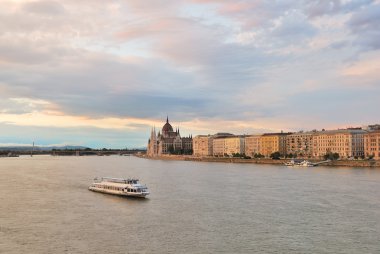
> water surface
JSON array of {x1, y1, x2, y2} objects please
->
[{"x1": 1, "y1": 156, "x2": 379, "y2": 253}]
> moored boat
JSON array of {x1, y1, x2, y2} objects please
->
[
  {"x1": 284, "y1": 160, "x2": 317, "y2": 167},
  {"x1": 89, "y1": 177, "x2": 149, "y2": 198},
  {"x1": 284, "y1": 160, "x2": 296, "y2": 166}
]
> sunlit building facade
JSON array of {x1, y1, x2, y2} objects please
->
[
  {"x1": 193, "y1": 135, "x2": 213, "y2": 157},
  {"x1": 245, "y1": 135, "x2": 262, "y2": 157},
  {"x1": 312, "y1": 129, "x2": 365, "y2": 159},
  {"x1": 211, "y1": 133, "x2": 243, "y2": 157},
  {"x1": 286, "y1": 132, "x2": 314, "y2": 158},
  {"x1": 224, "y1": 136, "x2": 245, "y2": 156},
  {"x1": 260, "y1": 133, "x2": 290, "y2": 157},
  {"x1": 364, "y1": 130, "x2": 380, "y2": 160}
]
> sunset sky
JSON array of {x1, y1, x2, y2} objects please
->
[{"x1": 1, "y1": 0, "x2": 380, "y2": 148}]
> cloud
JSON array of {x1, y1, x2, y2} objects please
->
[
  {"x1": 22, "y1": 0, "x2": 66, "y2": 16},
  {"x1": 306, "y1": 0, "x2": 373, "y2": 18},
  {"x1": 347, "y1": 3, "x2": 380, "y2": 50},
  {"x1": 0, "y1": 0, "x2": 379, "y2": 147}
]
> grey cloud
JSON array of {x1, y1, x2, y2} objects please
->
[
  {"x1": 0, "y1": 39, "x2": 62, "y2": 65},
  {"x1": 1, "y1": 0, "x2": 379, "y2": 138},
  {"x1": 22, "y1": 0, "x2": 66, "y2": 16},
  {"x1": 347, "y1": 4, "x2": 380, "y2": 50},
  {"x1": 305, "y1": 0, "x2": 373, "y2": 18},
  {"x1": 284, "y1": 87, "x2": 380, "y2": 126},
  {"x1": 271, "y1": 11, "x2": 317, "y2": 44},
  {"x1": 306, "y1": 0, "x2": 342, "y2": 17}
]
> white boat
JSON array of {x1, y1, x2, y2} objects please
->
[
  {"x1": 294, "y1": 160, "x2": 316, "y2": 167},
  {"x1": 284, "y1": 160, "x2": 296, "y2": 166},
  {"x1": 284, "y1": 160, "x2": 316, "y2": 167},
  {"x1": 89, "y1": 177, "x2": 149, "y2": 198}
]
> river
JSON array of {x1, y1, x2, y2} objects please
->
[{"x1": 0, "y1": 155, "x2": 379, "y2": 253}]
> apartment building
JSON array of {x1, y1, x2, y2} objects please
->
[
  {"x1": 193, "y1": 135, "x2": 213, "y2": 157},
  {"x1": 312, "y1": 129, "x2": 365, "y2": 158},
  {"x1": 212, "y1": 134, "x2": 245, "y2": 157},
  {"x1": 224, "y1": 136, "x2": 245, "y2": 156},
  {"x1": 260, "y1": 133, "x2": 291, "y2": 157},
  {"x1": 286, "y1": 131, "x2": 314, "y2": 158},
  {"x1": 245, "y1": 135, "x2": 262, "y2": 157},
  {"x1": 364, "y1": 130, "x2": 380, "y2": 160}
]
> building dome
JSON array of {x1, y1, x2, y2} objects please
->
[{"x1": 162, "y1": 116, "x2": 173, "y2": 133}]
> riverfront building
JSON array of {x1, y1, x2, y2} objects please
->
[
  {"x1": 364, "y1": 130, "x2": 380, "y2": 160},
  {"x1": 147, "y1": 117, "x2": 193, "y2": 156},
  {"x1": 211, "y1": 133, "x2": 245, "y2": 157},
  {"x1": 193, "y1": 135, "x2": 213, "y2": 157},
  {"x1": 312, "y1": 129, "x2": 365, "y2": 159},
  {"x1": 245, "y1": 135, "x2": 262, "y2": 157},
  {"x1": 224, "y1": 136, "x2": 245, "y2": 156},
  {"x1": 212, "y1": 133, "x2": 234, "y2": 157},
  {"x1": 286, "y1": 131, "x2": 314, "y2": 158},
  {"x1": 260, "y1": 132, "x2": 291, "y2": 157},
  {"x1": 148, "y1": 121, "x2": 380, "y2": 160}
]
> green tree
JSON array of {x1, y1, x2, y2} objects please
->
[
  {"x1": 324, "y1": 152, "x2": 340, "y2": 160},
  {"x1": 270, "y1": 151, "x2": 281, "y2": 160}
]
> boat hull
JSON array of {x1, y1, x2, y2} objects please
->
[{"x1": 88, "y1": 186, "x2": 149, "y2": 198}]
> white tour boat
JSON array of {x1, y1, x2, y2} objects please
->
[
  {"x1": 284, "y1": 160, "x2": 316, "y2": 167},
  {"x1": 89, "y1": 177, "x2": 149, "y2": 198}
]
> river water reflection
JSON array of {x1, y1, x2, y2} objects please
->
[{"x1": 1, "y1": 155, "x2": 379, "y2": 253}]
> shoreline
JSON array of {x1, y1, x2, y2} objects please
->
[{"x1": 137, "y1": 155, "x2": 380, "y2": 167}]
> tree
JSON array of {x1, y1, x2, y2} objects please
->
[
  {"x1": 270, "y1": 151, "x2": 281, "y2": 160},
  {"x1": 168, "y1": 145, "x2": 174, "y2": 154},
  {"x1": 324, "y1": 152, "x2": 340, "y2": 160},
  {"x1": 332, "y1": 153, "x2": 340, "y2": 160},
  {"x1": 254, "y1": 153, "x2": 265, "y2": 159}
]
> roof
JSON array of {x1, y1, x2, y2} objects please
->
[
  {"x1": 162, "y1": 122, "x2": 173, "y2": 132},
  {"x1": 262, "y1": 132, "x2": 292, "y2": 136},
  {"x1": 213, "y1": 133, "x2": 234, "y2": 137},
  {"x1": 95, "y1": 181, "x2": 127, "y2": 188},
  {"x1": 313, "y1": 129, "x2": 366, "y2": 135}
]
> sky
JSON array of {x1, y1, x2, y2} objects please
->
[{"x1": 0, "y1": 0, "x2": 380, "y2": 148}]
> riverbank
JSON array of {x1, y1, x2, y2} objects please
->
[{"x1": 138, "y1": 155, "x2": 380, "y2": 167}]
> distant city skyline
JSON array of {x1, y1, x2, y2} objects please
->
[{"x1": 1, "y1": 1, "x2": 380, "y2": 148}]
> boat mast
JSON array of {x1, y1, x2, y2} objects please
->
[{"x1": 31, "y1": 141, "x2": 34, "y2": 157}]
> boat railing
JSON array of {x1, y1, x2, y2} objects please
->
[{"x1": 94, "y1": 177, "x2": 140, "y2": 184}]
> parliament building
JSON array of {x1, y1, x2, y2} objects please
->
[{"x1": 147, "y1": 117, "x2": 193, "y2": 156}]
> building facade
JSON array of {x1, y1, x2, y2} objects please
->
[
  {"x1": 193, "y1": 135, "x2": 213, "y2": 157},
  {"x1": 260, "y1": 133, "x2": 290, "y2": 157},
  {"x1": 147, "y1": 117, "x2": 193, "y2": 156},
  {"x1": 364, "y1": 130, "x2": 380, "y2": 160},
  {"x1": 211, "y1": 133, "x2": 244, "y2": 157},
  {"x1": 245, "y1": 135, "x2": 262, "y2": 157},
  {"x1": 312, "y1": 129, "x2": 365, "y2": 159},
  {"x1": 224, "y1": 136, "x2": 245, "y2": 156},
  {"x1": 286, "y1": 132, "x2": 314, "y2": 158}
]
